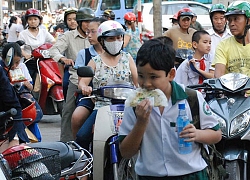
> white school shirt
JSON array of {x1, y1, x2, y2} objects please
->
[
  {"x1": 175, "y1": 54, "x2": 213, "y2": 86},
  {"x1": 119, "y1": 83, "x2": 219, "y2": 176}
]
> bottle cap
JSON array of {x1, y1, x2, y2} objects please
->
[{"x1": 178, "y1": 103, "x2": 185, "y2": 109}]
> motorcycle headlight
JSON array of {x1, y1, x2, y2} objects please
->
[
  {"x1": 213, "y1": 113, "x2": 226, "y2": 135},
  {"x1": 40, "y1": 50, "x2": 50, "y2": 58},
  {"x1": 103, "y1": 88, "x2": 135, "y2": 100},
  {"x1": 230, "y1": 110, "x2": 250, "y2": 136},
  {"x1": 219, "y1": 73, "x2": 248, "y2": 91}
]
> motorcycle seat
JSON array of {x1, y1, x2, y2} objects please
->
[{"x1": 28, "y1": 141, "x2": 81, "y2": 169}]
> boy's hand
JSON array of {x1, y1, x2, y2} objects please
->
[
  {"x1": 135, "y1": 99, "x2": 153, "y2": 125},
  {"x1": 179, "y1": 124, "x2": 197, "y2": 142},
  {"x1": 188, "y1": 59, "x2": 198, "y2": 69},
  {"x1": 23, "y1": 80, "x2": 33, "y2": 91}
]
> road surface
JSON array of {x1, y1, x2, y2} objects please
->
[{"x1": 39, "y1": 115, "x2": 61, "y2": 142}]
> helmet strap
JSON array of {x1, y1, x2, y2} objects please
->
[
  {"x1": 235, "y1": 19, "x2": 250, "y2": 46},
  {"x1": 77, "y1": 21, "x2": 87, "y2": 36},
  {"x1": 212, "y1": 23, "x2": 227, "y2": 35},
  {"x1": 28, "y1": 26, "x2": 39, "y2": 30}
]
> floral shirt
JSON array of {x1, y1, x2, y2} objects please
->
[
  {"x1": 92, "y1": 51, "x2": 132, "y2": 108},
  {"x1": 125, "y1": 27, "x2": 142, "y2": 61}
]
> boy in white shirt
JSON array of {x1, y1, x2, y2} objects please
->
[{"x1": 175, "y1": 30, "x2": 214, "y2": 86}]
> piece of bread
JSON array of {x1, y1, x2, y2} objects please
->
[{"x1": 125, "y1": 88, "x2": 168, "y2": 107}]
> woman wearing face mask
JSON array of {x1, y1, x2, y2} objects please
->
[
  {"x1": 75, "y1": 20, "x2": 138, "y2": 150},
  {"x1": 18, "y1": 8, "x2": 55, "y2": 85}
]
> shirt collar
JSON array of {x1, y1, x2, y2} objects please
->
[
  {"x1": 73, "y1": 29, "x2": 87, "y2": 39},
  {"x1": 209, "y1": 28, "x2": 231, "y2": 37},
  {"x1": 89, "y1": 45, "x2": 98, "y2": 57},
  {"x1": 171, "y1": 81, "x2": 188, "y2": 105}
]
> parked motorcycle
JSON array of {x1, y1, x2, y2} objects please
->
[
  {"x1": 21, "y1": 41, "x2": 64, "y2": 116},
  {"x1": 77, "y1": 66, "x2": 138, "y2": 180},
  {"x1": 188, "y1": 73, "x2": 250, "y2": 180},
  {"x1": 0, "y1": 109, "x2": 93, "y2": 180}
]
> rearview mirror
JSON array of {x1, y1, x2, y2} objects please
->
[
  {"x1": 16, "y1": 40, "x2": 25, "y2": 46},
  {"x1": 77, "y1": 66, "x2": 95, "y2": 77},
  {"x1": 4, "y1": 47, "x2": 14, "y2": 68}
]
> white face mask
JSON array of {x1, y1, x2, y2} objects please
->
[{"x1": 104, "y1": 40, "x2": 123, "y2": 56}]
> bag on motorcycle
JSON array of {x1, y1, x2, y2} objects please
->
[{"x1": 186, "y1": 88, "x2": 226, "y2": 180}]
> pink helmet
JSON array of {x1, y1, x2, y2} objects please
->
[{"x1": 25, "y1": 8, "x2": 41, "y2": 21}]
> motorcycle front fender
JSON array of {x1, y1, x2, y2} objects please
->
[
  {"x1": 49, "y1": 85, "x2": 64, "y2": 101},
  {"x1": 93, "y1": 105, "x2": 114, "y2": 180},
  {"x1": 222, "y1": 148, "x2": 248, "y2": 162}
]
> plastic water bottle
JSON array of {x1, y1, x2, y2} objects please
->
[{"x1": 177, "y1": 103, "x2": 192, "y2": 154}]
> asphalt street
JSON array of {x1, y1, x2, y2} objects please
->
[{"x1": 39, "y1": 115, "x2": 61, "y2": 142}]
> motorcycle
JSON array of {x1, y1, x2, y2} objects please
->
[
  {"x1": 1, "y1": 45, "x2": 42, "y2": 142},
  {"x1": 141, "y1": 31, "x2": 154, "y2": 42},
  {"x1": 77, "y1": 66, "x2": 138, "y2": 180},
  {"x1": 188, "y1": 73, "x2": 250, "y2": 180},
  {"x1": 175, "y1": 49, "x2": 194, "y2": 69},
  {"x1": 0, "y1": 109, "x2": 93, "y2": 180},
  {"x1": 21, "y1": 41, "x2": 64, "y2": 116}
]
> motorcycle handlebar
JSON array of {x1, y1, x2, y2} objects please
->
[
  {"x1": 187, "y1": 84, "x2": 206, "y2": 89},
  {"x1": 0, "y1": 108, "x2": 17, "y2": 119}
]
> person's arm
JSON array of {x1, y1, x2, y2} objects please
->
[
  {"x1": 49, "y1": 33, "x2": 74, "y2": 66},
  {"x1": 128, "y1": 56, "x2": 138, "y2": 87},
  {"x1": 180, "y1": 123, "x2": 221, "y2": 145},
  {"x1": 78, "y1": 60, "x2": 96, "y2": 96},
  {"x1": 192, "y1": 65, "x2": 214, "y2": 79},
  {"x1": 123, "y1": 34, "x2": 131, "y2": 48},
  {"x1": 212, "y1": 41, "x2": 227, "y2": 78},
  {"x1": 180, "y1": 92, "x2": 222, "y2": 145},
  {"x1": 119, "y1": 99, "x2": 153, "y2": 159},
  {"x1": 214, "y1": 63, "x2": 226, "y2": 78}
]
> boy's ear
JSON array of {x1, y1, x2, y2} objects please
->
[
  {"x1": 192, "y1": 41, "x2": 197, "y2": 49},
  {"x1": 168, "y1": 68, "x2": 176, "y2": 81}
]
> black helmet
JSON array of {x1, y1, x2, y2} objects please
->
[
  {"x1": 64, "y1": 7, "x2": 78, "y2": 24},
  {"x1": 76, "y1": 7, "x2": 95, "y2": 22},
  {"x1": 101, "y1": 9, "x2": 115, "y2": 20}
]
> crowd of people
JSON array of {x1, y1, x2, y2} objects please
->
[{"x1": 1, "y1": 0, "x2": 250, "y2": 179}]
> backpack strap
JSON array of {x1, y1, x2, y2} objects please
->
[
  {"x1": 185, "y1": 87, "x2": 200, "y2": 129},
  {"x1": 84, "y1": 48, "x2": 92, "y2": 66}
]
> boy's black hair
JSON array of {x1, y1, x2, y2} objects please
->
[
  {"x1": 136, "y1": 39, "x2": 175, "y2": 76},
  {"x1": 2, "y1": 43, "x2": 22, "y2": 60},
  {"x1": 155, "y1": 36, "x2": 173, "y2": 47},
  {"x1": 192, "y1": 30, "x2": 209, "y2": 43},
  {"x1": 54, "y1": 23, "x2": 65, "y2": 30}
]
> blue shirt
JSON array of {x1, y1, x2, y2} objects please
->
[{"x1": 74, "y1": 45, "x2": 98, "y2": 68}]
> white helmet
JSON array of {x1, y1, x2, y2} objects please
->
[{"x1": 97, "y1": 20, "x2": 124, "y2": 41}]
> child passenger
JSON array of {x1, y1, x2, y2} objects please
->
[
  {"x1": 119, "y1": 39, "x2": 221, "y2": 179},
  {"x1": 175, "y1": 30, "x2": 214, "y2": 86}
]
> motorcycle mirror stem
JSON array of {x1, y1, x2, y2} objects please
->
[{"x1": 77, "y1": 66, "x2": 95, "y2": 78}]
